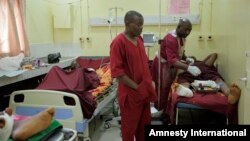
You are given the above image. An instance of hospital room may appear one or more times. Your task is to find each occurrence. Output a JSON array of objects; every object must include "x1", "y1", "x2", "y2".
[{"x1": 0, "y1": 0, "x2": 250, "y2": 141}]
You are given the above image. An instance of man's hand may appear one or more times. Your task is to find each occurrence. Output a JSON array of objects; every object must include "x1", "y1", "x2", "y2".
[{"x1": 187, "y1": 66, "x2": 201, "y2": 76}]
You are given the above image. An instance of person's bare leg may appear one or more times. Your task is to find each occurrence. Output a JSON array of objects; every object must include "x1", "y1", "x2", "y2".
[
  {"x1": 0, "y1": 108, "x2": 14, "y2": 141},
  {"x1": 203, "y1": 53, "x2": 218, "y2": 67},
  {"x1": 12, "y1": 107, "x2": 55, "y2": 141}
]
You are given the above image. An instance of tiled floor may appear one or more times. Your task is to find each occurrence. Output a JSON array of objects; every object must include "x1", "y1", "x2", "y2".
[
  {"x1": 86, "y1": 116, "x2": 162, "y2": 141},
  {"x1": 78, "y1": 103, "x2": 162, "y2": 141},
  {"x1": 78, "y1": 104, "x2": 227, "y2": 141},
  {"x1": 88, "y1": 115, "x2": 122, "y2": 141},
  {"x1": 85, "y1": 115, "x2": 163, "y2": 141}
]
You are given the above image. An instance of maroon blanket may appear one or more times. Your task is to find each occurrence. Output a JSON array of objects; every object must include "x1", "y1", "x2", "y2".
[
  {"x1": 36, "y1": 66, "x2": 100, "y2": 119},
  {"x1": 76, "y1": 57, "x2": 110, "y2": 70},
  {"x1": 167, "y1": 92, "x2": 238, "y2": 125}
]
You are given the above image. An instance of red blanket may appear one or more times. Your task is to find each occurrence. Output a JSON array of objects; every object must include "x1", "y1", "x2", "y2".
[{"x1": 167, "y1": 92, "x2": 238, "y2": 125}]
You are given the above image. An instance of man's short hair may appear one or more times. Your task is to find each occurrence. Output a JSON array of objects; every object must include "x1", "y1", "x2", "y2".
[{"x1": 124, "y1": 10, "x2": 143, "y2": 25}]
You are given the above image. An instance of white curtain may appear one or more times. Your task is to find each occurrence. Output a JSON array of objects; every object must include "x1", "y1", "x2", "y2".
[{"x1": 0, "y1": 0, "x2": 29, "y2": 58}]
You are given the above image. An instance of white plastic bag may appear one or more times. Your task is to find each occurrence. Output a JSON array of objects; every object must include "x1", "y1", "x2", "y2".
[{"x1": 0, "y1": 53, "x2": 24, "y2": 71}]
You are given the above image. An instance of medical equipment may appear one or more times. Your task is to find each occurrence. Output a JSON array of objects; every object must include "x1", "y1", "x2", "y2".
[{"x1": 142, "y1": 32, "x2": 158, "y2": 47}]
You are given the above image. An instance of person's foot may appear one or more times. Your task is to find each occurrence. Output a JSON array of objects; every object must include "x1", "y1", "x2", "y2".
[
  {"x1": 228, "y1": 84, "x2": 241, "y2": 104},
  {"x1": 176, "y1": 84, "x2": 193, "y2": 97},
  {"x1": 12, "y1": 107, "x2": 55, "y2": 141}
]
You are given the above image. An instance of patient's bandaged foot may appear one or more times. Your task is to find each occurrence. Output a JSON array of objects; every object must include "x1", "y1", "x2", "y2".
[
  {"x1": 176, "y1": 84, "x2": 193, "y2": 97},
  {"x1": 0, "y1": 108, "x2": 14, "y2": 141}
]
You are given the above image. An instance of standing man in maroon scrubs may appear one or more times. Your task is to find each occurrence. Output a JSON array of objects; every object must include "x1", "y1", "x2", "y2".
[
  {"x1": 110, "y1": 10, "x2": 157, "y2": 141},
  {"x1": 151, "y1": 18, "x2": 201, "y2": 124}
]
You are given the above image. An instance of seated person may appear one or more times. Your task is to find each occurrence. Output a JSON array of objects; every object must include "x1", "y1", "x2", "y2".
[
  {"x1": 174, "y1": 53, "x2": 241, "y2": 105},
  {"x1": 0, "y1": 107, "x2": 55, "y2": 141}
]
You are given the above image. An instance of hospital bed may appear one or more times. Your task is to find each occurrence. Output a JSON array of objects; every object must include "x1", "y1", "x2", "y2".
[
  {"x1": 8, "y1": 56, "x2": 118, "y2": 141},
  {"x1": 167, "y1": 90, "x2": 238, "y2": 125},
  {"x1": 166, "y1": 54, "x2": 239, "y2": 125}
]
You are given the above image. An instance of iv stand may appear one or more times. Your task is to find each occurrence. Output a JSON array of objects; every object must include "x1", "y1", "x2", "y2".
[
  {"x1": 109, "y1": 7, "x2": 123, "y2": 35},
  {"x1": 157, "y1": 0, "x2": 162, "y2": 110}
]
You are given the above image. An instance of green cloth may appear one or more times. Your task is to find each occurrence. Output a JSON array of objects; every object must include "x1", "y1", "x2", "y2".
[{"x1": 8, "y1": 119, "x2": 63, "y2": 141}]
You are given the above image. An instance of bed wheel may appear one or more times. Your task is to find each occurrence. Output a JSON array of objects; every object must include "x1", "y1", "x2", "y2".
[
  {"x1": 83, "y1": 137, "x2": 91, "y2": 141},
  {"x1": 104, "y1": 122, "x2": 111, "y2": 129}
]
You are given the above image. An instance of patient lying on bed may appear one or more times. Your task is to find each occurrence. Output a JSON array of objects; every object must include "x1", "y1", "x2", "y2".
[
  {"x1": 174, "y1": 53, "x2": 241, "y2": 105},
  {"x1": 69, "y1": 59, "x2": 113, "y2": 97},
  {"x1": 0, "y1": 107, "x2": 55, "y2": 141}
]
